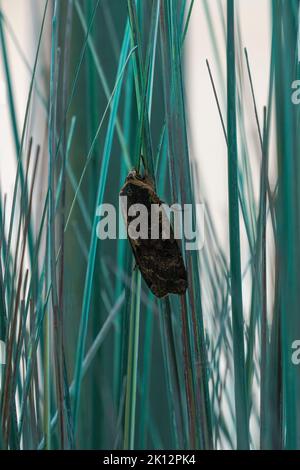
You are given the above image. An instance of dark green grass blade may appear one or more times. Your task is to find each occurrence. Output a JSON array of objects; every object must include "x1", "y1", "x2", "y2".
[{"x1": 226, "y1": 0, "x2": 249, "y2": 449}]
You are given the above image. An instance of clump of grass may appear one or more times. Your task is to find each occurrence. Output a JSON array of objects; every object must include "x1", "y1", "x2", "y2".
[{"x1": 0, "y1": 0, "x2": 299, "y2": 451}]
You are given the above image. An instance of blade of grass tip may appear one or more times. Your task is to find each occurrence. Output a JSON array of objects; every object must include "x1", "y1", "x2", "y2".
[
  {"x1": 206, "y1": 54, "x2": 262, "y2": 291},
  {"x1": 206, "y1": 60, "x2": 265, "y2": 413},
  {"x1": 0, "y1": 12, "x2": 20, "y2": 156},
  {"x1": 123, "y1": 269, "x2": 141, "y2": 450},
  {"x1": 203, "y1": 0, "x2": 226, "y2": 101},
  {"x1": 134, "y1": 54, "x2": 151, "y2": 172},
  {"x1": 244, "y1": 48, "x2": 276, "y2": 233},
  {"x1": 226, "y1": 0, "x2": 249, "y2": 449},
  {"x1": 0, "y1": 10, "x2": 47, "y2": 109},
  {"x1": 206, "y1": 59, "x2": 228, "y2": 145},
  {"x1": 71, "y1": 25, "x2": 131, "y2": 435},
  {"x1": 16, "y1": 1, "x2": 49, "y2": 255},
  {"x1": 234, "y1": 26, "x2": 258, "y2": 246},
  {"x1": 154, "y1": 121, "x2": 167, "y2": 179},
  {"x1": 207, "y1": 65, "x2": 257, "y2": 269},
  {"x1": 2, "y1": 0, "x2": 49, "y2": 300},
  {"x1": 181, "y1": 0, "x2": 195, "y2": 44}
]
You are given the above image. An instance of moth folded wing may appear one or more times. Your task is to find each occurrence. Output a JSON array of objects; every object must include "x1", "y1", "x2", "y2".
[
  {"x1": 156, "y1": 237, "x2": 188, "y2": 295},
  {"x1": 128, "y1": 238, "x2": 170, "y2": 298},
  {"x1": 120, "y1": 174, "x2": 188, "y2": 298},
  {"x1": 137, "y1": 199, "x2": 188, "y2": 298},
  {"x1": 157, "y1": 202, "x2": 188, "y2": 295},
  {"x1": 130, "y1": 237, "x2": 188, "y2": 298}
]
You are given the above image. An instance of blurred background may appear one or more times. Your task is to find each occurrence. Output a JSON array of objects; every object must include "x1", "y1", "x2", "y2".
[{"x1": 0, "y1": 0, "x2": 299, "y2": 451}]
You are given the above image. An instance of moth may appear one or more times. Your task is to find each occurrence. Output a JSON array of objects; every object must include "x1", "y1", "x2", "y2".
[{"x1": 120, "y1": 169, "x2": 188, "y2": 298}]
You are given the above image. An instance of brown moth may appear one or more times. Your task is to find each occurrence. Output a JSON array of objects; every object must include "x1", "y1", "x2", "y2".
[{"x1": 120, "y1": 169, "x2": 188, "y2": 298}]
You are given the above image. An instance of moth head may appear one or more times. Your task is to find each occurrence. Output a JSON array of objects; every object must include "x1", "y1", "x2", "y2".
[
  {"x1": 122, "y1": 169, "x2": 155, "y2": 199},
  {"x1": 126, "y1": 169, "x2": 143, "y2": 182},
  {"x1": 120, "y1": 170, "x2": 139, "y2": 197}
]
